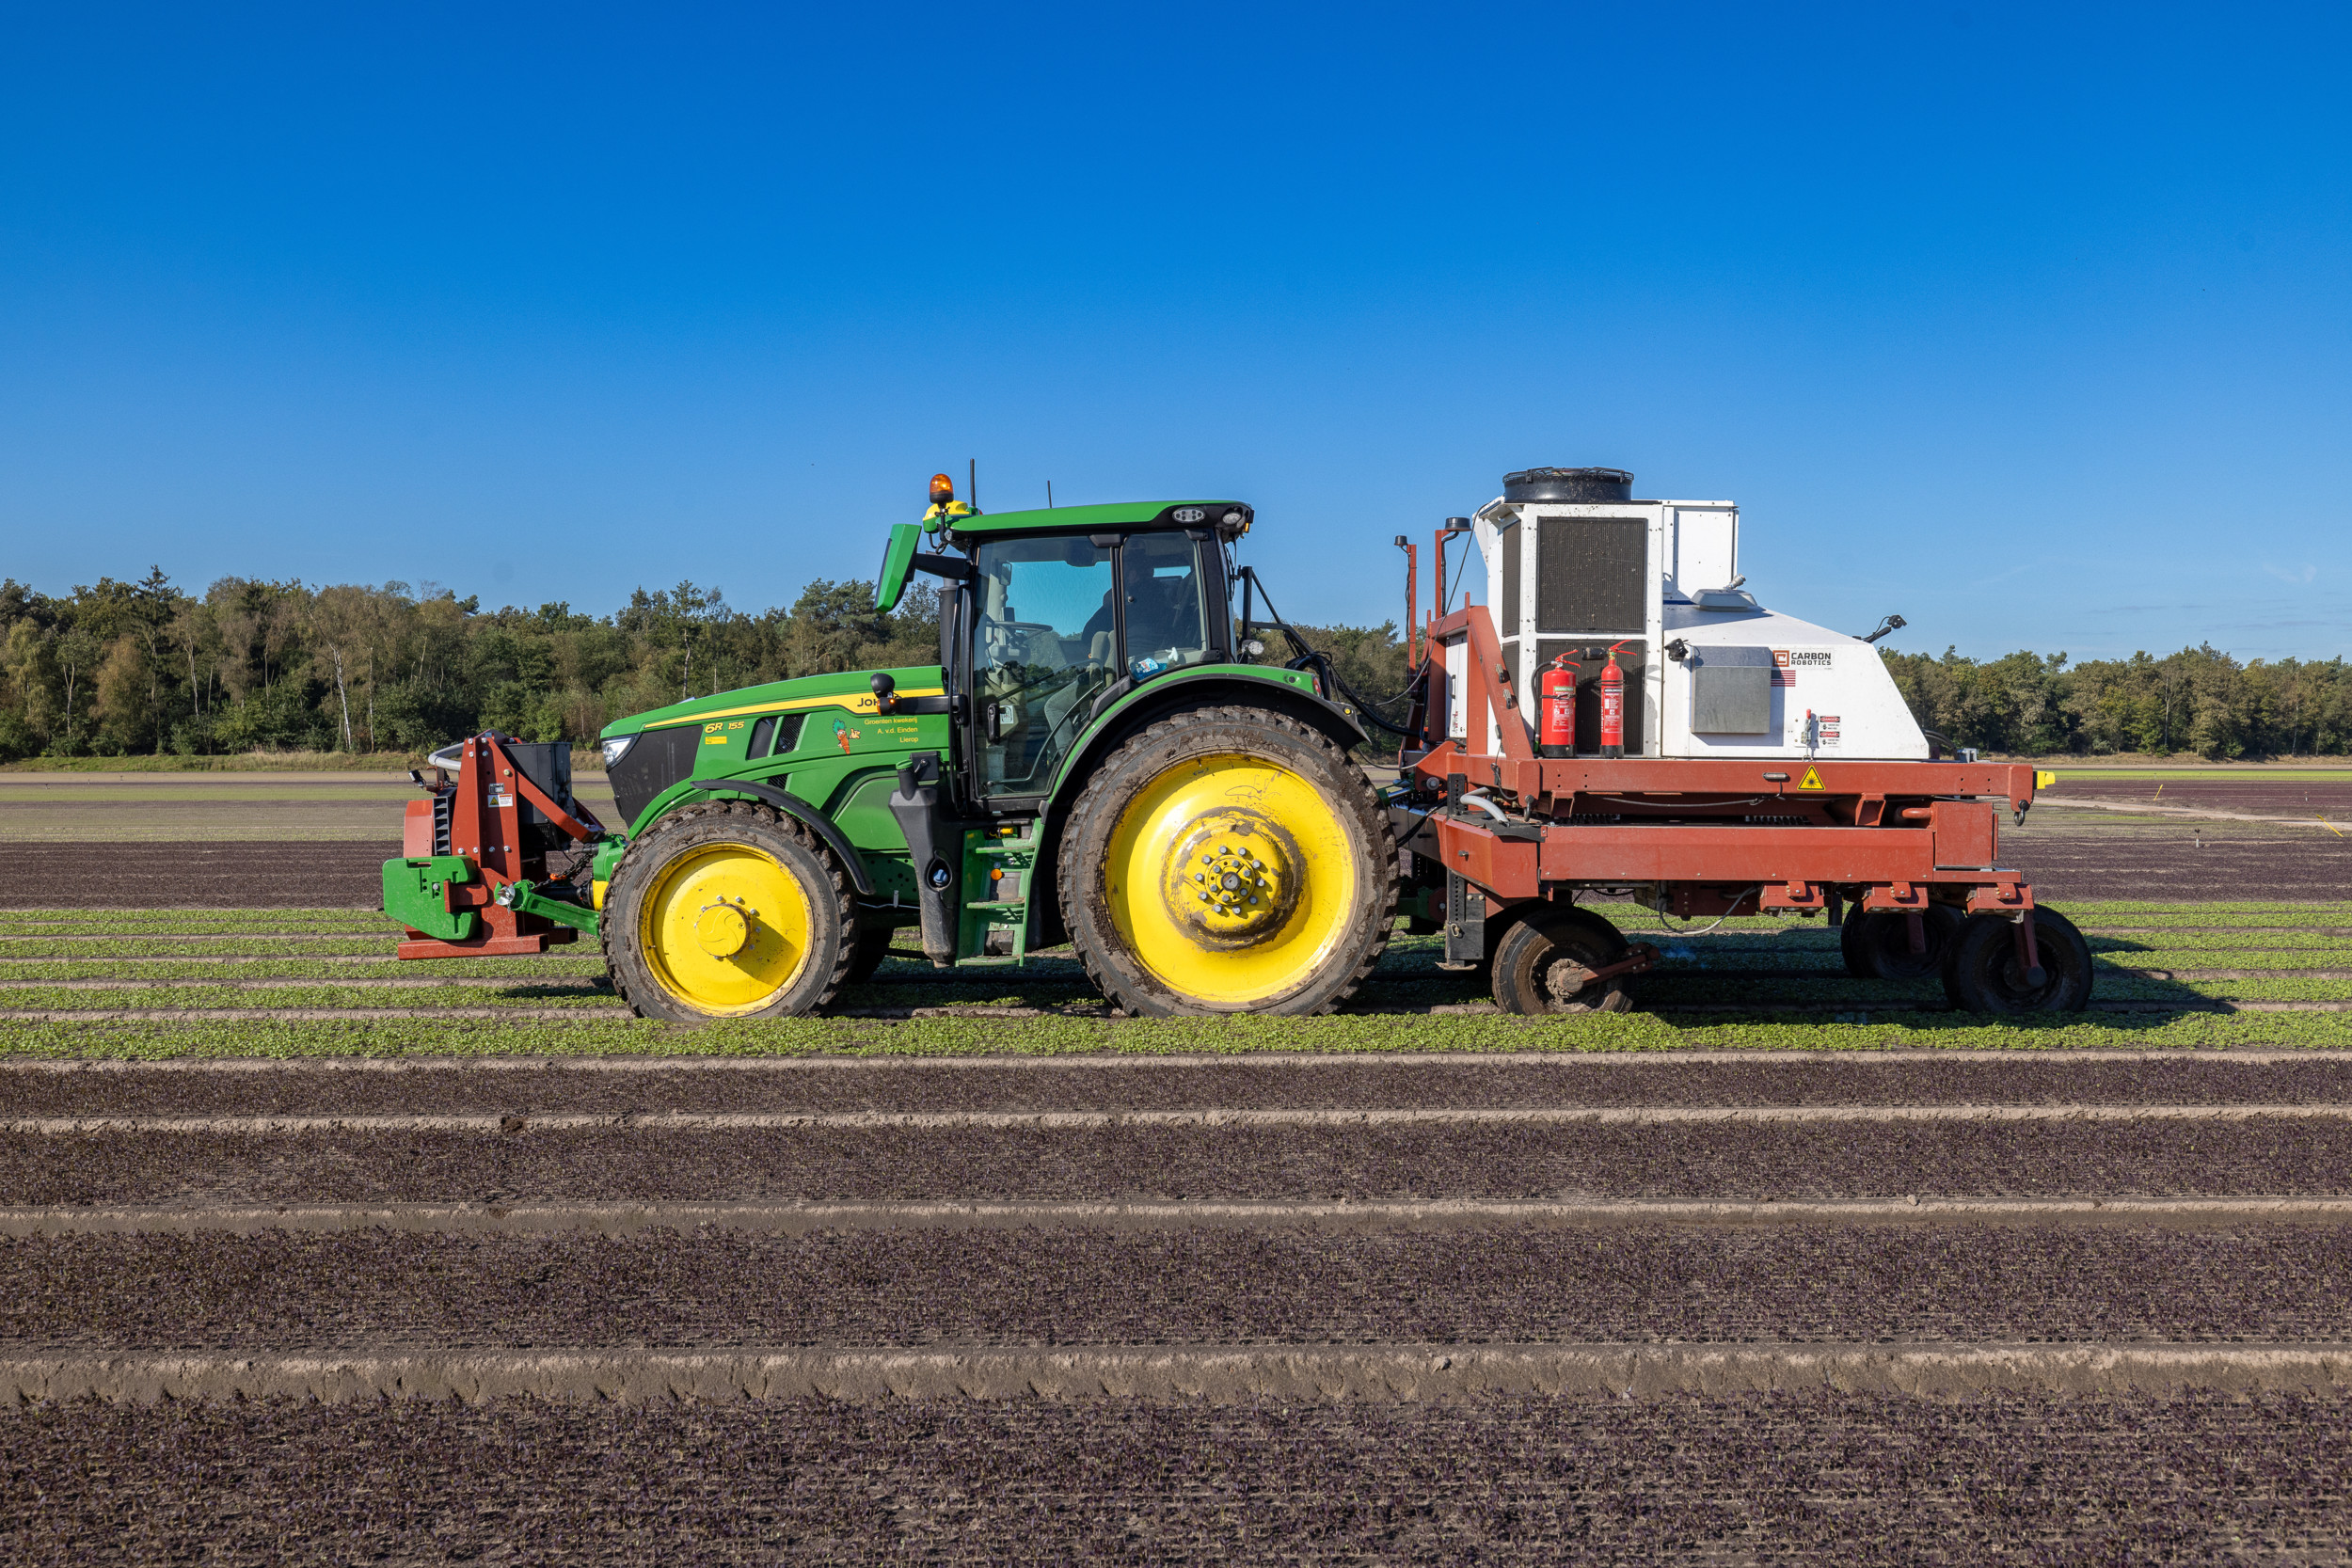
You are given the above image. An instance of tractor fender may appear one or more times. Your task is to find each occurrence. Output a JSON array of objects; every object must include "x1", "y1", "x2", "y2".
[
  {"x1": 1045, "y1": 667, "x2": 1369, "y2": 810},
  {"x1": 683, "y1": 777, "x2": 877, "y2": 897},
  {"x1": 1024, "y1": 669, "x2": 1371, "y2": 951}
]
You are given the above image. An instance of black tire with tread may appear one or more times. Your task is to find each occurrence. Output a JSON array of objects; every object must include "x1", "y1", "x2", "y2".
[
  {"x1": 1940, "y1": 906, "x2": 2094, "y2": 1014},
  {"x1": 1491, "y1": 903, "x2": 1635, "y2": 1015},
  {"x1": 1057, "y1": 703, "x2": 1396, "y2": 1017},
  {"x1": 1840, "y1": 904, "x2": 1963, "y2": 980},
  {"x1": 846, "y1": 924, "x2": 898, "y2": 985},
  {"x1": 601, "y1": 800, "x2": 857, "y2": 1022}
]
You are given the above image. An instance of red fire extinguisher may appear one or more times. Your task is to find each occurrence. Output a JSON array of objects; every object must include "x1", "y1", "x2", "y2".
[
  {"x1": 1539, "y1": 652, "x2": 1577, "y2": 758},
  {"x1": 1599, "y1": 641, "x2": 1629, "y2": 758}
]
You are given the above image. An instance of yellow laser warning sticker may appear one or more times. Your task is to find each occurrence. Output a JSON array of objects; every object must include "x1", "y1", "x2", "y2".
[{"x1": 1798, "y1": 767, "x2": 1825, "y2": 791}]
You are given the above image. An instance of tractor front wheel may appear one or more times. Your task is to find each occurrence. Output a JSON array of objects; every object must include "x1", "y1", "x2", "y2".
[
  {"x1": 601, "y1": 800, "x2": 855, "y2": 1022},
  {"x1": 1058, "y1": 705, "x2": 1395, "y2": 1016}
]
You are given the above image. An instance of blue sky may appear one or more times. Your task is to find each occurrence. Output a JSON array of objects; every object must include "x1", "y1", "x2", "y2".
[{"x1": 2, "y1": 2, "x2": 2346, "y2": 662}]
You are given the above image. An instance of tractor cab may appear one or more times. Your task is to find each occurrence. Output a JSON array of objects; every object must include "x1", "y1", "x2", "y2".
[{"x1": 876, "y1": 494, "x2": 1255, "y2": 814}]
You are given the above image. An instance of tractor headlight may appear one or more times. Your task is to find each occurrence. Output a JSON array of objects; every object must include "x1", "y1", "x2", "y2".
[{"x1": 599, "y1": 735, "x2": 637, "y2": 770}]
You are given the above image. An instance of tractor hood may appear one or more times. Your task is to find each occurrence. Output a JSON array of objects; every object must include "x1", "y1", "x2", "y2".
[
  {"x1": 600, "y1": 665, "x2": 946, "y2": 742},
  {"x1": 597, "y1": 665, "x2": 946, "y2": 834}
]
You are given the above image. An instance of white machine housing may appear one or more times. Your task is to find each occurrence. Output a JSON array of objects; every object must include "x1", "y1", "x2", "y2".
[{"x1": 1450, "y1": 492, "x2": 1927, "y2": 760}]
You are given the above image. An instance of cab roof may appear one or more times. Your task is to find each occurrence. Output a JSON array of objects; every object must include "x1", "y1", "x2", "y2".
[{"x1": 945, "y1": 499, "x2": 1251, "y2": 540}]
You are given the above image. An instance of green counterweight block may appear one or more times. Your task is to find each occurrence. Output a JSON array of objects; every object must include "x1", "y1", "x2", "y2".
[{"x1": 382, "y1": 855, "x2": 479, "y2": 942}]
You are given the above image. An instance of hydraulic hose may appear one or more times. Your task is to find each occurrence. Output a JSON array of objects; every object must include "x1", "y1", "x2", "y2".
[{"x1": 1241, "y1": 567, "x2": 1425, "y2": 736}]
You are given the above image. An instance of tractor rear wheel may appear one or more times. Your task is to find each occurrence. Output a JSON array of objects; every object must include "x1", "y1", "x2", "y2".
[
  {"x1": 1941, "y1": 906, "x2": 2093, "y2": 1014},
  {"x1": 1840, "y1": 904, "x2": 1963, "y2": 980},
  {"x1": 601, "y1": 800, "x2": 855, "y2": 1022},
  {"x1": 1491, "y1": 904, "x2": 1636, "y2": 1015},
  {"x1": 1058, "y1": 705, "x2": 1395, "y2": 1016}
]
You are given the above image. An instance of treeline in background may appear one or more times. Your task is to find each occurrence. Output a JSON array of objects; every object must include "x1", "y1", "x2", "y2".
[
  {"x1": 0, "y1": 570, "x2": 1416, "y2": 764},
  {"x1": 0, "y1": 570, "x2": 2344, "y2": 761}
]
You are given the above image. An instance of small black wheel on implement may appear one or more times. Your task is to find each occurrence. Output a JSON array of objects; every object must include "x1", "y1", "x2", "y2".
[
  {"x1": 1841, "y1": 904, "x2": 1963, "y2": 980},
  {"x1": 845, "y1": 923, "x2": 899, "y2": 985},
  {"x1": 1057, "y1": 703, "x2": 1396, "y2": 1016},
  {"x1": 1491, "y1": 904, "x2": 1636, "y2": 1015},
  {"x1": 1941, "y1": 906, "x2": 2094, "y2": 1014},
  {"x1": 601, "y1": 799, "x2": 856, "y2": 1022}
]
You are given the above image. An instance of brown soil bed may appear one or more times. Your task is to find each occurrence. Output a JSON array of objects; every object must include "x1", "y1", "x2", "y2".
[
  {"x1": 8, "y1": 1224, "x2": 2352, "y2": 1350},
  {"x1": 6, "y1": 1393, "x2": 2345, "y2": 1563},
  {"x1": 11, "y1": 1118, "x2": 2352, "y2": 1206},
  {"x1": 0, "y1": 843, "x2": 396, "y2": 909},
  {"x1": 2042, "y1": 776, "x2": 2352, "y2": 816},
  {"x1": 1999, "y1": 821, "x2": 2352, "y2": 901},
  {"x1": 10, "y1": 1055, "x2": 2352, "y2": 1119}
]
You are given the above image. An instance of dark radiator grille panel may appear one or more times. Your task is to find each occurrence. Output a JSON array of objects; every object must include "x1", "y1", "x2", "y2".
[
  {"x1": 609, "y1": 725, "x2": 702, "y2": 830},
  {"x1": 1498, "y1": 521, "x2": 1521, "y2": 636},
  {"x1": 1536, "y1": 517, "x2": 1645, "y2": 633}
]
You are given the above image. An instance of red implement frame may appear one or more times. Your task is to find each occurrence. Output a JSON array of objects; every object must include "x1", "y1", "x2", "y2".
[
  {"x1": 1406, "y1": 605, "x2": 2040, "y2": 926},
  {"x1": 396, "y1": 733, "x2": 604, "y2": 959}
]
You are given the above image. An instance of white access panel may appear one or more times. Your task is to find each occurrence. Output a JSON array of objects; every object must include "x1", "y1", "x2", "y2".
[
  {"x1": 1665, "y1": 503, "x2": 1739, "y2": 596},
  {"x1": 1445, "y1": 635, "x2": 1467, "y2": 742}
]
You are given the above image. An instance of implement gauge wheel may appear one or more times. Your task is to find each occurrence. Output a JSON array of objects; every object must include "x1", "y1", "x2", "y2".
[
  {"x1": 601, "y1": 800, "x2": 855, "y2": 1022},
  {"x1": 1491, "y1": 904, "x2": 1636, "y2": 1015},
  {"x1": 1058, "y1": 704, "x2": 1396, "y2": 1016},
  {"x1": 1941, "y1": 906, "x2": 2094, "y2": 1014},
  {"x1": 846, "y1": 923, "x2": 898, "y2": 985},
  {"x1": 1840, "y1": 904, "x2": 1963, "y2": 980}
]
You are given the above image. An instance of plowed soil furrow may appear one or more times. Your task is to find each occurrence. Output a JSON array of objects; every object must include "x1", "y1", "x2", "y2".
[
  {"x1": 10, "y1": 1117, "x2": 2352, "y2": 1204},
  {"x1": 8, "y1": 1053, "x2": 2350, "y2": 1117},
  {"x1": 7, "y1": 1225, "x2": 2351, "y2": 1351},
  {"x1": 15, "y1": 1195, "x2": 2352, "y2": 1239},
  {"x1": 1995, "y1": 825, "x2": 2352, "y2": 901},
  {"x1": 0, "y1": 843, "x2": 394, "y2": 908},
  {"x1": 6, "y1": 1393, "x2": 2345, "y2": 1565}
]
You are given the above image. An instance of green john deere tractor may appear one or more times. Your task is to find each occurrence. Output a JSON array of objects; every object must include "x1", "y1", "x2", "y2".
[{"x1": 385, "y1": 481, "x2": 1399, "y2": 1020}]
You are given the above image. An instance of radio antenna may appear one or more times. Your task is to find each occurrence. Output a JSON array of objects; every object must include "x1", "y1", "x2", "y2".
[{"x1": 968, "y1": 459, "x2": 977, "y2": 514}]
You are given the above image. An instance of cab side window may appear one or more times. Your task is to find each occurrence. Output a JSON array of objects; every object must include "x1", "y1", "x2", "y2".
[{"x1": 1120, "y1": 532, "x2": 1206, "y2": 676}]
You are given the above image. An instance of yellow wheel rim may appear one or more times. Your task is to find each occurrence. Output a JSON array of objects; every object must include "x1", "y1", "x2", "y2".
[
  {"x1": 1103, "y1": 752, "x2": 1359, "y2": 1008},
  {"x1": 638, "y1": 841, "x2": 815, "y2": 1015}
]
